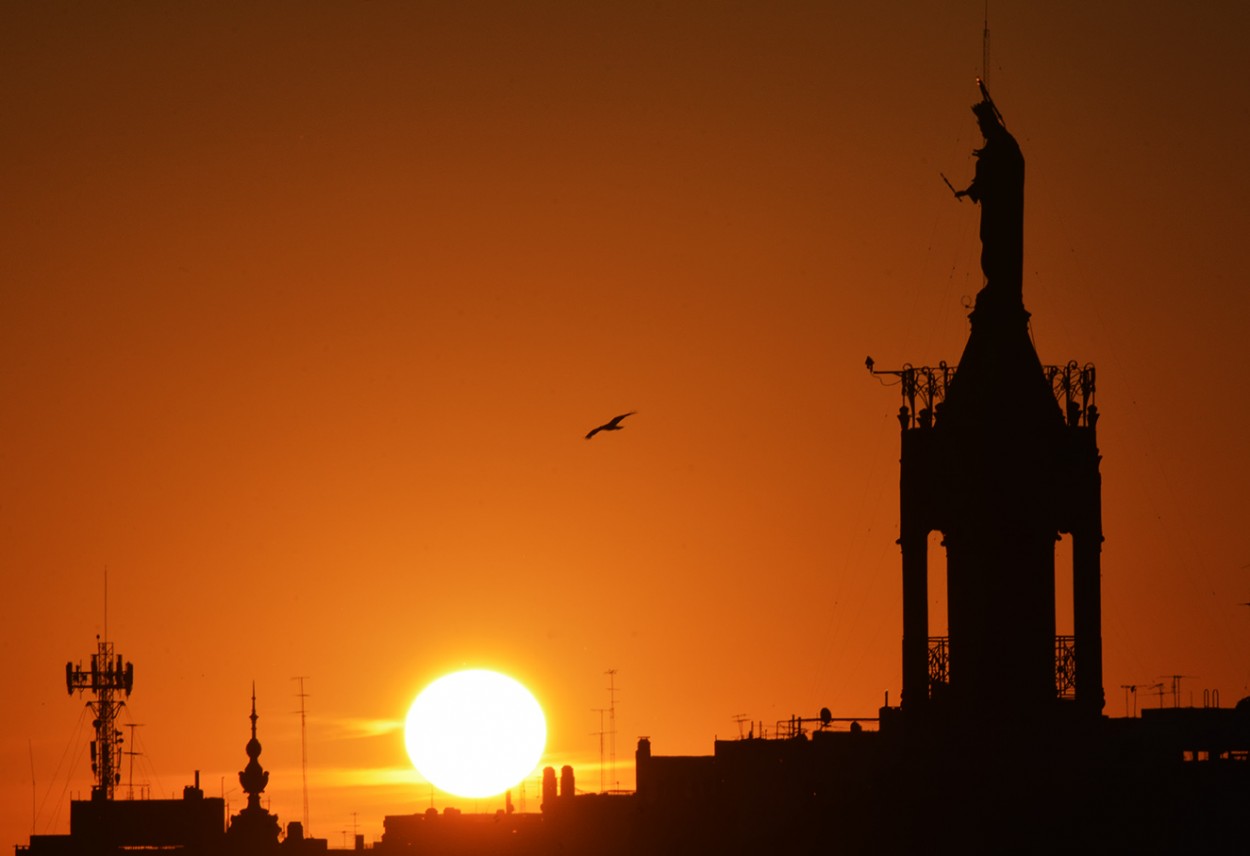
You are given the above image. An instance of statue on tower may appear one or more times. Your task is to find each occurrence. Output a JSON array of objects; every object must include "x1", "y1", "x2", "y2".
[{"x1": 954, "y1": 81, "x2": 1025, "y2": 311}]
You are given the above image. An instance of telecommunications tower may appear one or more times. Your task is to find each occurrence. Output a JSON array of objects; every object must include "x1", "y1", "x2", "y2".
[{"x1": 66, "y1": 636, "x2": 135, "y2": 801}]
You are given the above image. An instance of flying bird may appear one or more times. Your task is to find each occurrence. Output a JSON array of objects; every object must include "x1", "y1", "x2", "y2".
[{"x1": 585, "y1": 411, "x2": 637, "y2": 439}]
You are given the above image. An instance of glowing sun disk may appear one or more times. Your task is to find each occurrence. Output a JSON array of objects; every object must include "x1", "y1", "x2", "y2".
[{"x1": 404, "y1": 669, "x2": 546, "y2": 799}]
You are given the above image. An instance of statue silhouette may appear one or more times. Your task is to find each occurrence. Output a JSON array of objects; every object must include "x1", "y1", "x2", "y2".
[{"x1": 955, "y1": 84, "x2": 1024, "y2": 310}]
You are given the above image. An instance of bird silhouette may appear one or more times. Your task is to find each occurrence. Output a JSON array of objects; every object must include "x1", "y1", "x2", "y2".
[{"x1": 585, "y1": 411, "x2": 637, "y2": 439}]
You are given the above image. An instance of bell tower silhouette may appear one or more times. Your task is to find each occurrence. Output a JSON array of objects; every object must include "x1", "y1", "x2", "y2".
[{"x1": 886, "y1": 85, "x2": 1104, "y2": 725}]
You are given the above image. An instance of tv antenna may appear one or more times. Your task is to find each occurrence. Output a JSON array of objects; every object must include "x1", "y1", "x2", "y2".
[
  {"x1": 732, "y1": 713, "x2": 750, "y2": 740},
  {"x1": 590, "y1": 708, "x2": 608, "y2": 793},
  {"x1": 123, "y1": 722, "x2": 144, "y2": 799},
  {"x1": 1161, "y1": 674, "x2": 1194, "y2": 708},
  {"x1": 1142, "y1": 681, "x2": 1165, "y2": 709},
  {"x1": 293, "y1": 676, "x2": 311, "y2": 833},
  {"x1": 28, "y1": 740, "x2": 35, "y2": 834},
  {"x1": 604, "y1": 669, "x2": 619, "y2": 791},
  {"x1": 1119, "y1": 685, "x2": 1139, "y2": 718}
]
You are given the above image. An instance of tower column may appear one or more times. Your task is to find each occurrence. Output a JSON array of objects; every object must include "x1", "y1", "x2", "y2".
[
  {"x1": 900, "y1": 531, "x2": 929, "y2": 711},
  {"x1": 1072, "y1": 526, "x2": 1104, "y2": 714},
  {"x1": 899, "y1": 419, "x2": 933, "y2": 713}
]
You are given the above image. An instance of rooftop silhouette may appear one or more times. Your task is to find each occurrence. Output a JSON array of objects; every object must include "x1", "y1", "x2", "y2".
[{"x1": 16, "y1": 81, "x2": 1250, "y2": 856}]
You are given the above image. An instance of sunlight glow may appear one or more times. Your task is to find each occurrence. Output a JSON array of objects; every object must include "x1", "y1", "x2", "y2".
[{"x1": 404, "y1": 669, "x2": 546, "y2": 799}]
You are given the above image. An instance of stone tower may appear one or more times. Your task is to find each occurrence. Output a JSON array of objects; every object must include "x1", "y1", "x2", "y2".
[{"x1": 891, "y1": 86, "x2": 1104, "y2": 725}]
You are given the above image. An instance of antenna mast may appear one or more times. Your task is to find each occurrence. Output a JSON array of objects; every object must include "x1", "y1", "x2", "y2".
[
  {"x1": 66, "y1": 634, "x2": 134, "y2": 800},
  {"x1": 293, "y1": 676, "x2": 311, "y2": 834},
  {"x1": 123, "y1": 723, "x2": 144, "y2": 799},
  {"x1": 590, "y1": 708, "x2": 608, "y2": 793},
  {"x1": 604, "y1": 669, "x2": 618, "y2": 791},
  {"x1": 981, "y1": 2, "x2": 991, "y2": 87}
]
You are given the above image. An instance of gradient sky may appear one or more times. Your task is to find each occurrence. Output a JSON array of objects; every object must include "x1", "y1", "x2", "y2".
[{"x1": 4, "y1": 1, "x2": 1250, "y2": 847}]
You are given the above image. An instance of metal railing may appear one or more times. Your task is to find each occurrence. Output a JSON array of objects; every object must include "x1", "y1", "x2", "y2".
[
  {"x1": 871, "y1": 360, "x2": 1097, "y2": 430},
  {"x1": 926, "y1": 634, "x2": 1079, "y2": 699}
]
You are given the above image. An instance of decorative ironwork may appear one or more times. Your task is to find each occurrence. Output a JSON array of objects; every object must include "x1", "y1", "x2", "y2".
[
  {"x1": 870, "y1": 360, "x2": 1097, "y2": 430},
  {"x1": 927, "y1": 634, "x2": 1079, "y2": 698},
  {"x1": 872, "y1": 363, "x2": 957, "y2": 430},
  {"x1": 1055, "y1": 635, "x2": 1077, "y2": 698},
  {"x1": 1044, "y1": 361, "x2": 1098, "y2": 428},
  {"x1": 927, "y1": 636, "x2": 949, "y2": 699}
]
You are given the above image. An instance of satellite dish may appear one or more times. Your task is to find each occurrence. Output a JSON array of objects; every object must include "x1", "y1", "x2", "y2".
[{"x1": 819, "y1": 707, "x2": 832, "y2": 727}]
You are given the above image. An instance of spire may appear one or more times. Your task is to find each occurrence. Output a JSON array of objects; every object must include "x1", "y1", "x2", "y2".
[
  {"x1": 239, "y1": 683, "x2": 269, "y2": 809},
  {"x1": 229, "y1": 684, "x2": 280, "y2": 848}
]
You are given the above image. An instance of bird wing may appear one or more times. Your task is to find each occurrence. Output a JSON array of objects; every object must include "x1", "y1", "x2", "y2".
[
  {"x1": 606, "y1": 411, "x2": 637, "y2": 428},
  {"x1": 585, "y1": 411, "x2": 637, "y2": 439}
]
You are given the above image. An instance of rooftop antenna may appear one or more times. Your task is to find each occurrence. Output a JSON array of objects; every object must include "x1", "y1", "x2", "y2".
[
  {"x1": 293, "y1": 676, "x2": 311, "y2": 834},
  {"x1": 123, "y1": 723, "x2": 143, "y2": 799},
  {"x1": 1143, "y1": 681, "x2": 1165, "y2": 708},
  {"x1": 28, "y1": 740, "x2": 36, "y2": 834},
  {"x1": 66, "y1": 620, "x2": 134, "y2": 799},
  {"x1": 732, "y1": 713, "x2": 750, "y2": 740},
  {"x1": 1119, "y1": 685, "x2": 1139, "y2": 718},
  {"x1": 590, "y1": 708, "x2": 608, "y2": 793},
  {"x1": 604, "y1": 669, "x2": 618, "y2": 791},
  {"x1": 1161, "y1": 675, "x2": 1194, "y2": 708}
]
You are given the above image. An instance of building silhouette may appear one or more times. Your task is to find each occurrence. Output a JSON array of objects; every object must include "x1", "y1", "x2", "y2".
[
  {"x1": 379, "y1": 82, "x2": 1250, "y2": 854},
  {"x1": 16, "y1": 84, "x2": 1250, "y2": 856},
  {"x1": 19, "y1": 673, "x2": 333, "y2": 856}
]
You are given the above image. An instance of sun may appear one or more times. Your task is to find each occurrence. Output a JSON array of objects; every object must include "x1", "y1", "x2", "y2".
[{"x1": 404, "y1": 669, "x2": 546, "y2": 799}]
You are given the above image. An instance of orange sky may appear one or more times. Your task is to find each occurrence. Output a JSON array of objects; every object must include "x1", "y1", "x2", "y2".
[{"x1": 4, "y1": 1, "x2": 1250, "y2": 847}]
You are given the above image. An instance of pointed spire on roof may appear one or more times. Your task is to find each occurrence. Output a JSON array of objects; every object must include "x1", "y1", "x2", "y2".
[
  {"x1": 239, "y1": 683, "x2": 269, "y2": 810},
  {"x1": 229, "y1": 684, "x2": 281, "y2": 847}
]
